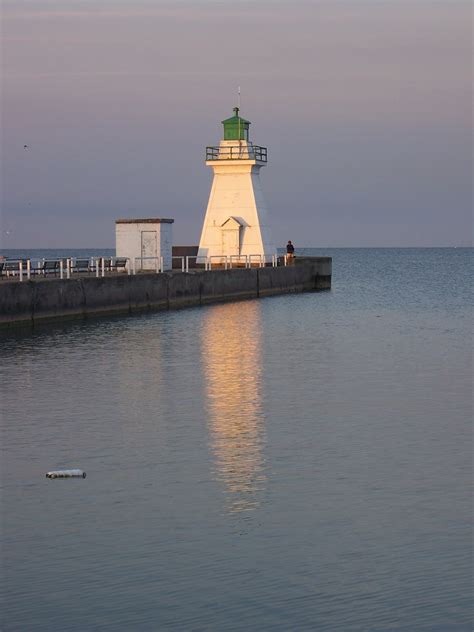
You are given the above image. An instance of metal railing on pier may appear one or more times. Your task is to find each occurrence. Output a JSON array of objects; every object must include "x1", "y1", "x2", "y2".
[{"x1": 0, "y1": 253, "x2": 288, "y2": 282}]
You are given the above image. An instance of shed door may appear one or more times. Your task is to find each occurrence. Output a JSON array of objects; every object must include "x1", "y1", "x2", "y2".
[{"x1": 141, "y1": 231, "x2": 157, "y2": 269}]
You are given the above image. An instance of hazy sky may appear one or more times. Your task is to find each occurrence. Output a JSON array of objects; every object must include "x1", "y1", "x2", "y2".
[{"x1": 1, "y1": 0, "x2": 471, "y2": 247}]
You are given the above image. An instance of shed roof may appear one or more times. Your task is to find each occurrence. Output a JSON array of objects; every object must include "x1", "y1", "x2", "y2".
[{"x1": 115, "y1": 218, "x2": 174, "y2": 224}]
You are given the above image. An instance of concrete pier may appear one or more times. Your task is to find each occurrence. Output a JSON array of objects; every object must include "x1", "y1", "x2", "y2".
[{"x1": 0, "y1": 257, "x2": 331, "y2": 328}]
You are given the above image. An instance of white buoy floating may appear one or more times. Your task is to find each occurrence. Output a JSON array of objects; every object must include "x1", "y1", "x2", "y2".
[{"x1": 46, "y1": 469, "x2": 86, "y2": 479}]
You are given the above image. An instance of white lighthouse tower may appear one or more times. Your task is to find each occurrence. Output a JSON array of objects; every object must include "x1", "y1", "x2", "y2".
[{"x1": 197, "y1": 107, "x2": 276, "y2": 264}]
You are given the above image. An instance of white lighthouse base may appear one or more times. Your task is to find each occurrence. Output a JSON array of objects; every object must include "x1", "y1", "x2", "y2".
[{"x1": 198, "y1": 141, "x2": 276, "y2": 264}]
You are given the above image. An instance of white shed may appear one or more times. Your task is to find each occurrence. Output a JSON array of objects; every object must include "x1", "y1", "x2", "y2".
[{"x1": 115, "y1": 218, "x2": 174, "y2": 271}]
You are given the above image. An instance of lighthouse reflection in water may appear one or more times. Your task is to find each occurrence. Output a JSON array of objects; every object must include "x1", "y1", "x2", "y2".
[{"x1": 201, "y1": 301, "x2": 267, "y2": 514}]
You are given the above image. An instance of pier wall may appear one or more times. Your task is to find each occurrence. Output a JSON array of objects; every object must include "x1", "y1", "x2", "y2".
[{"x1": 0, "y1": 257, "x2": 331, "y2": 328}]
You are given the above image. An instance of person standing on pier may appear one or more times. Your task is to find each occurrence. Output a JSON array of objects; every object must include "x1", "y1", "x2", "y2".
[{"x1": 286, "y1": 240, "x2": 295, "y2": 263}]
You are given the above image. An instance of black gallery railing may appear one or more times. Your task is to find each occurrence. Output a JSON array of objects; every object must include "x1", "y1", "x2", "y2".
[{"x1": 206, "y1": 145, "x2": 268, "y2": 162}]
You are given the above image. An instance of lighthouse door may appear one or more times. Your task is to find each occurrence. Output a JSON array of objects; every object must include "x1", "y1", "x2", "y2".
[
  {"x1": 141, "y1": 231, "x2": 157, "y2": 269},
  {"x1": 222, "y1": 228, "x2": 239, "y2": 258}
]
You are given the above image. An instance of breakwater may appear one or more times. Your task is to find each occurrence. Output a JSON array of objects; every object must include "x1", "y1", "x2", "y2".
[{"x1": 0, "y1": 257, "x2": 331, "y2": 328}]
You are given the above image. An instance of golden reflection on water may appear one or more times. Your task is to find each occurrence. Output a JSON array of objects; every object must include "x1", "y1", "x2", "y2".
[{"x1": 201, "y1": 301, "x2": 266, "y2": 514}]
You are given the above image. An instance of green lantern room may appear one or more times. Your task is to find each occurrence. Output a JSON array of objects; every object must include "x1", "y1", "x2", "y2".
[{"x1": 222, "y1": 107, "x2": 250, "y2": 141}]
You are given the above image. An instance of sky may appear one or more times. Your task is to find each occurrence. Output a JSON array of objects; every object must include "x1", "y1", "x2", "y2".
[{"x1": 1, "y1": 0, "x2": 472, "y2": 248}]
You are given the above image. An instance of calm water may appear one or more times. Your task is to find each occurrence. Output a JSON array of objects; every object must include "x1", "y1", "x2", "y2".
[{"x1": 1, "y1": 248, "x2": 472, "y2": 631}]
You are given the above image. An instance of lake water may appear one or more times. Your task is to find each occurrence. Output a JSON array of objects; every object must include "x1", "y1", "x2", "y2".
[{"x1": 1, "y1": 248, "x2": 472, "y2": 631}]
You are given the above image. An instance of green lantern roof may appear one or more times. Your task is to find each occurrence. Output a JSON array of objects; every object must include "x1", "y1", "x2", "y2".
[{"x1": 221, "y1": 107, "x2": 250, "y2": 141}]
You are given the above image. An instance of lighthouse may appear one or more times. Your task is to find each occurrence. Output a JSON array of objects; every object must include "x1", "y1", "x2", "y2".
[{"x1": 197, "y1": 108, "x2": 276, "y2": 264}]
